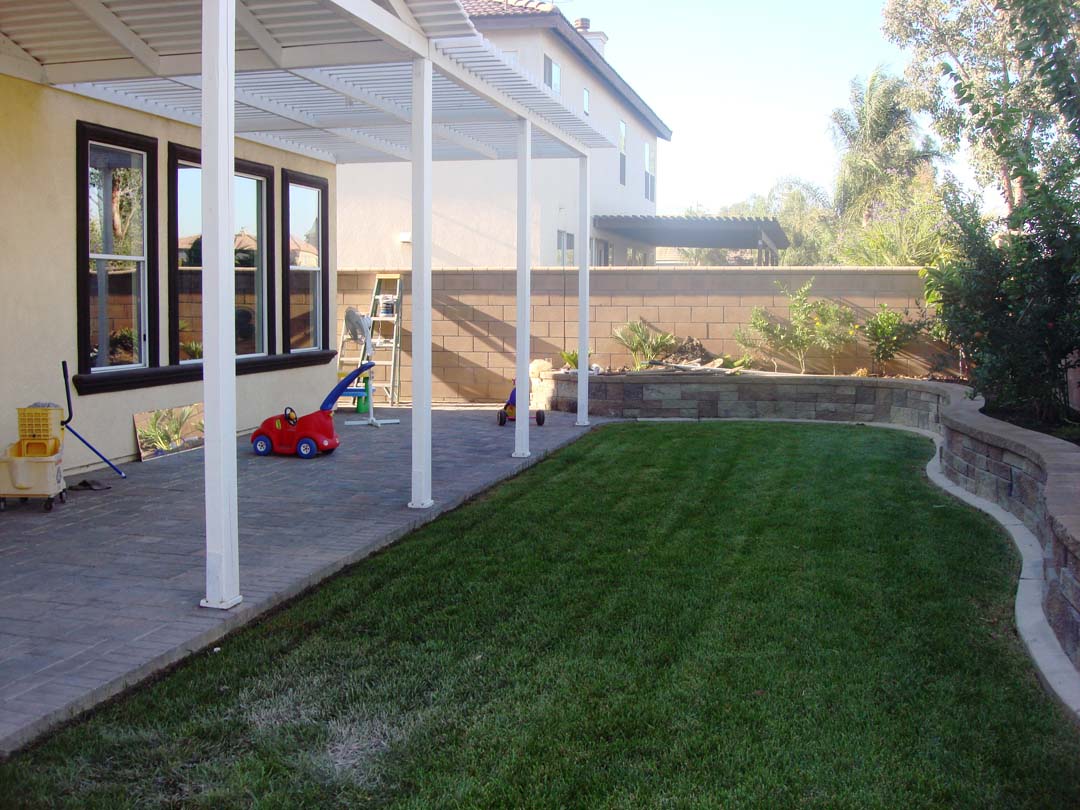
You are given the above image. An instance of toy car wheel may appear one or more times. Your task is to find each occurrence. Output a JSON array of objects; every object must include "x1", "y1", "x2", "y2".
[
  {"x1": 43, "y1": 498, "x2": 54, "y2": 512},
  {"x1": 535, "y1": 410, "x2": 545, "y2": 426},
  {"x1": 497, "y1": 409, "x2": 508, "y2": 426},
  {"x1": 296, "y1": 438, "x2": 318, "y2": 459},
  {"x1": 252, "y1": 434, "x2": 273, "y2": 456},
  {"x1": 58, "y1": 490, "x2": 67, "y2": 504}
]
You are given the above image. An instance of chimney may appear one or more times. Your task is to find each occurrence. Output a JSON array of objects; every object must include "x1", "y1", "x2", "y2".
[{"x1": 574, "y1": 17, "x2": 609, "y2": 56}]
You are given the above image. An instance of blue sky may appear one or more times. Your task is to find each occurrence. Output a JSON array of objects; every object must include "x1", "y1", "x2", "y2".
[{"x1": 564, "y1": 0, "x2": 959, "y2": 214}]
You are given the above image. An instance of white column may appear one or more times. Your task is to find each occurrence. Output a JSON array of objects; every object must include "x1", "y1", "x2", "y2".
[
  {"x1": 513, "y1": 118, "x2": 532, "y2": 459},
  {"x1": 576, "y1": 155, "x2": 591, "y2": 426},
  {"x1": 409, "y1": 56, "x2": 434, "y2": 509},
  {"x1": 200, "y1": 0, "x2": 241, "y2": 610}
]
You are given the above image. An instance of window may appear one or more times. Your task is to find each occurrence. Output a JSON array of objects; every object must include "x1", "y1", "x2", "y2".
[
  {"x1": 591, "y1": 238, "x2": 611, "y2": 267},
  {"x1": 544, "y1": 55, "x2": 561, "y2": 95},
  {"x1": 626, "y1": 247, "x2": 648, "y2": 266},
  {"x1": 76, "y1": 123, "x2": 158, "y2": 375},
  {"x1": 583, "y1": 87, "x2": 590, "y2": 116},
  {"x1": 618, "y1": 121, "x2": 627, "y2": 186},
  {"x1": 168, "y1": 144, "x2": 275, "y2": 364},
  {"x1": 645, "y1": 142, "x2": 657, "y2": 202},
  {"x1": 282, "y1": 170, "x2": 329, "y2": 352},
  {"x1": 557, "y1": 230, "x2": 575, "y2": 267}
]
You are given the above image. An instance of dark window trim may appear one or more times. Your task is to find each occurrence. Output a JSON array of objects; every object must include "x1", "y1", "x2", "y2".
[
  {"x1": 167, "y1": 143, "x2": 277, "y2": 365},
  {"x1": 281, "y1": 168, "x2": 331, "y2": 353},
  {"x1": 76, "y1": 121, "x2": 160, "y2": 376},
  {"x1": 72, "y1": 350, "x2": 337, "y2": 395}
]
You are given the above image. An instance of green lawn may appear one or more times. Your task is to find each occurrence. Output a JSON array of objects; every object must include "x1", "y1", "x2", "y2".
[{"x1": 4, "y1": 422, "x2": 1080, "y2": 809}]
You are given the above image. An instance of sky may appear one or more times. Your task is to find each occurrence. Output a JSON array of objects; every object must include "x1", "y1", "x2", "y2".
[{"x1": 560, "y1": 0, "x2": 980, "y2": 214}]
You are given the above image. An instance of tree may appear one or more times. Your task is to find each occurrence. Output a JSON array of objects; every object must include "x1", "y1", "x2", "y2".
[
  {"x1": 830, "y1": 67, "x2": 937, "y2": 226},
  {"x1": 882, "y1": 0, "x2": 1072, "y2": 214},
  {"x1": 838, "y1": 167, "x2": 960, "y2": 267},
  {"x1": 812, "y1": 300, "x2": 860, "y2": 375}
]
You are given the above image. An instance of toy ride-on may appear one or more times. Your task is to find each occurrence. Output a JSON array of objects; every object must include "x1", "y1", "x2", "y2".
[
  {"x1": 251, "y1": 362, "x2": 375, "y2": 458},
  {"x1": 497, "y1": 382, "x2": 545, "y2": 427}
]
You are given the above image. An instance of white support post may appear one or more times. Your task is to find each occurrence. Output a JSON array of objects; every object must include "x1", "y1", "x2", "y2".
[
  {"x1": 200, "y1": 0, "x2": 242, "y2": 610},
  {"x1": 409, "y1": 56, "x2": 434, "y2": 509},
  {"x1": 576, "y1": 155, "x2": 591, "y2": 426},
  {"x1": 513, "y1": 118, "x2": 532, "y2": 459}
]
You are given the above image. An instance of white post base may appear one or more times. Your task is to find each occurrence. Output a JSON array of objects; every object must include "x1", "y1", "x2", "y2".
[
  {"x1": 512, "y1": 451, "x2": 532, "y2": 459},
  {"x1": 200, "y1": 595, "x2": 243, "y2": 611},
  {"x1": 408, "y1": 499, "x2": 435, "y2": 509},
  {"x1": 576, "y1": 421, "x2": 590, "y2": 427}
]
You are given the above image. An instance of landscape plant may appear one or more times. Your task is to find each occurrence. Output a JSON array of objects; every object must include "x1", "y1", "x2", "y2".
[
  {"x1": 612, "y1": 319, "x2": 677, "y2": 370},
  {"x1": 812, "y1": 299, "x2": 860, "y2": 374},
  {"x1": 734, "y1": 280, "x2": 818, "y2": 373},
  {"x1": 863, "y1": 303, "x2": 924, "y2": 374}
]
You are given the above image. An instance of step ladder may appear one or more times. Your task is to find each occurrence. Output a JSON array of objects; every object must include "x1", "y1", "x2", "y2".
[
  {"x1": 367, "y1": 274, "x2": 403, "y2": 406},
  {"x1": 337, "y1": 308, "x2": 399, "y2": 427}
]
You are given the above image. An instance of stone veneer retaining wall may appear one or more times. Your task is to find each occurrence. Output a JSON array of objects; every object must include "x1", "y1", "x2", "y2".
[{"x1": 548, "y1": 371, "x2": 1080, "y2": 671}]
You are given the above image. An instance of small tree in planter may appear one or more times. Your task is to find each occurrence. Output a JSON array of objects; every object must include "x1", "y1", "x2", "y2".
[
  {"x1": 812, "y1": 300, "x2": 860, "y2": 375},
  {"x1": 612, "y1": 320, "x2": 677, "y2": 370},
  {"x1": 734, "y1": 280, "x2": 818, "y2": 373},
  {"x1": 863, "y1": 304, "x2": 923, "y2": 374}
]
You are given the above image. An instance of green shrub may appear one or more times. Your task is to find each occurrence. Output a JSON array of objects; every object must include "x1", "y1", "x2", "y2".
[
  {"x1": 863, "y1": 304, "x2": 922, "y2": 374},
  {"x1": 612, "y1": 320, "x2": 677, "y2": 370},
  {"x1": 812, "y1": 299, "x2": 860, "y2": 375}
]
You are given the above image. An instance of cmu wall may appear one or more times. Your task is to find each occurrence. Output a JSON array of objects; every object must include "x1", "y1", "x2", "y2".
[
  {"x1": 337, "y1": 266, "x2": 943, "y2": 403},
  {"x1": 549, "y1": 372, "x2": 1080, "y2": 671}
]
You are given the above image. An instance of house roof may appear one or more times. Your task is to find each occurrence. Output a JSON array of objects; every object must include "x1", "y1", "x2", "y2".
[
  {"x1": 463, "y1": 1, "x2": 673, "y2": 141},
  {"x1": 594, "y1": 216, "x2": 790, "y2": 250},
  {"x1": 461, "y1": 0, "x2": 555, "y2": 16}
]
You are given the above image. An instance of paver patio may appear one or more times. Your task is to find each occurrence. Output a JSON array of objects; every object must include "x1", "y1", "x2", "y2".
[{"x1": 0, "y1": 407, "x2": 593, "y2": 756}]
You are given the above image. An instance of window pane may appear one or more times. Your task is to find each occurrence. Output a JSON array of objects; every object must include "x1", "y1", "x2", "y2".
[
  {"x1": 288, "y1": 269, "x2": 318, "y2": 350},
  {"x1": 88, "y1": 259, "x2": 143, "y2": 368},
  {"x1": 176, "y1": 166, "x2": 266, "y2": 358},
  {"x1": 89, "y1": 144, "x2": 145, "y2": 258},
  {"x1": 289, "y1": 185, "x2": 321, "y2": 269}
]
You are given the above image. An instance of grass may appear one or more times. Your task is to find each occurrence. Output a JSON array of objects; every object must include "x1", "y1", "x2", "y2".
[{"x1": 4, "y1": 422, "x2": 1080, "y2": 809}]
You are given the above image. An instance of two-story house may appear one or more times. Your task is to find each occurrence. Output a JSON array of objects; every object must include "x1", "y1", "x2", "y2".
[{"x1": 337, "y1": 0, "x2": 673, "y2": 270}]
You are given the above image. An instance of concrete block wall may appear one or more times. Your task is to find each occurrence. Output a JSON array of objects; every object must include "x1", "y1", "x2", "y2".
[{"x1": 338, "y1": 266, "x2": 945, "y2": 403}]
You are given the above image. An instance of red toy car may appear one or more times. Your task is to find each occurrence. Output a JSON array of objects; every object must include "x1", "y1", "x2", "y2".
[{"x1": 251, "y1": 362, "x2": 374, "y2": 458}]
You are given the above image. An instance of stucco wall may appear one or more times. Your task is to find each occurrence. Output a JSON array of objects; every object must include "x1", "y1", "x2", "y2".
[
  {"x1": 336, "y1": 265, "x2": 942, "y2": 404},
  {"x1": 0, "y1": 75, "x2": 338, "y2": 471}
]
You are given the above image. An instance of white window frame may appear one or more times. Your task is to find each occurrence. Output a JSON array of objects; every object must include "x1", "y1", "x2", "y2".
[
  {"x1": 619, "y1": 121, "x2": 627, "y2": 186},
  {"x1": 544, "y1": 55, "x2": 561, "y2": 95}
]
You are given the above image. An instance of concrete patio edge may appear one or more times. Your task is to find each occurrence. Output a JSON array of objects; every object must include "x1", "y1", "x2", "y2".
[{"x1": 0, "y1": 422, "x2": 600, "y2": 758}]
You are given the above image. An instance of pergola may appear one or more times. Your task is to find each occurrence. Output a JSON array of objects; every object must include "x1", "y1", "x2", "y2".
[
  {"x1": 595, "y1": 215, "x2": 791, "y2": 266},
  {"x1": 0, "y1": 0, "x2": 605, "y2": 609}
]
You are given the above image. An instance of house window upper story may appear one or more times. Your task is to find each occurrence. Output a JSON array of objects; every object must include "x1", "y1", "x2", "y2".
[
  {"x1": 645, "y1": 142, "x2": 657, "y2": 203},
  {"x1": 543, "y1": 55, "x2": 561, "y2": 95},
  {"x1": 168, "y1": 143, "x2": 275, "y2": 365},
  {"x1": 557, "y1": 230, "x2": 575, "y2": 267},
  {"x1": 583, "y1": 87, "x2": 590, "y2": 116},
  {"x1": 77, "y1": 122, "x2": 159, "y2": 376},
  {"x1": 618, "y1": 121, "x2": 627, "y2": 186},
  {"x1": 282, "y1": 170, "x2": 330, "y2": 353}
]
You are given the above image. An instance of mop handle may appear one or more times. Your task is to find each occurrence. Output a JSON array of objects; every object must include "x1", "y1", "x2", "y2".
[{"x1": 60, "y1": 361, "x2": 127, "y2": 479}]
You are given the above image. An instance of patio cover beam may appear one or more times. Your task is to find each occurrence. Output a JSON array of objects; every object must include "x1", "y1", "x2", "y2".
[
  {"x1": 200, "y1": 0, "x2": 242, "y2": 611},
  {"x1": 513, "y1": 118, "x2": 531, "y2": 459},
  {"x1": 409, "y1": 55, "x2": 434, "y2": 509},
  {"x1": 577, "y1": 156, "x2": 590, "y2": 426},
  {"x1": 0, "y1": 32, "x2": 46, "y2": 83},
  {"x1": 293, "y1": 67, "x2": 497, "y2": 159},
  {"x1": 68, "y1": 0, "x2": 162, "y2": 75},
  {"x1": 236, "y1": 0, "x2": 286, "y2": 68}
]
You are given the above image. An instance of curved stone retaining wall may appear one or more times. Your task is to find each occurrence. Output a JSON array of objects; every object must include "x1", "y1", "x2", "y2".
[{"x1": 549, "y1": 371, "x2": 1080, "y2": 670}]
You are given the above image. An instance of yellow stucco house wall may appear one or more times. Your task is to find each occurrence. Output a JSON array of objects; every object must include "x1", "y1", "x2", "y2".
[{"x1": 0, "y1": 74, "x2": 339, "y2": 471}]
